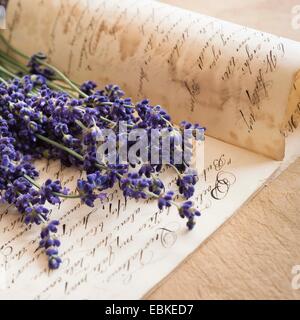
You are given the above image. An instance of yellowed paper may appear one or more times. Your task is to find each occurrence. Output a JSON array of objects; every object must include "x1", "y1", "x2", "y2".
[
  {"x1": 0, "y1": 0, "x2": 299, "y2": 299},
  {"x1": 4, "y1": 0, "x2": 300, "y2": 159},
  {"x1": 0, "y1": 138, "x2": 279, "y2": 299}
]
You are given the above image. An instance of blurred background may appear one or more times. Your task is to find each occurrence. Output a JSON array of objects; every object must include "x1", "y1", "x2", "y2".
[{"x1": 161, "y1": 0, "x2": 300, "y2": 41}]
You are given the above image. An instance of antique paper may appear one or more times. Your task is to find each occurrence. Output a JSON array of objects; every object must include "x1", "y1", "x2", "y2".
[
  {"x1": 0, "y1": 0, "x2": 299, "y2": 299},
  {"x1": 4, "y1": 0, "x2": 300, "y2": 159},
  {"x1": 0, "y1": 138, "x2": 279, "y2": 299}
]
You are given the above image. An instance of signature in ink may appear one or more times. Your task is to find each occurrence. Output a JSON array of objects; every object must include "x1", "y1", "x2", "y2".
[
  {"x1": 211, "y1": 171, "x2": 236, "y2": 200},
  {"x1": 213, "y1": 154, "x2": 226, "y2": 171},
  {"x1": 159, "y1": 226, "x2": 178, "y2": 249}
]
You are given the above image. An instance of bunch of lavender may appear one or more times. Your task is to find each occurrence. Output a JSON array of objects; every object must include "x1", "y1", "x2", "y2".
[{"x1": 0, "y1": 34, "x2": 205, "y2": 270}]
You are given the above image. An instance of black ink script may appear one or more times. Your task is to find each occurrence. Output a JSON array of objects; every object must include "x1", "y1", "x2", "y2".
[{"x1": 211, "y1": 171, "x2": 236, "y2": 200}]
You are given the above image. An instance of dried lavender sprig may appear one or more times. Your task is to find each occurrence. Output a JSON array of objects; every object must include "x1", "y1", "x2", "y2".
[
  {"x1": 0, "y1": 49, "x2": 79, "y2": 97},
  {"x1": 23, "y1": 174, "x2": 81, "y2": 199},
  {"x1": 0, "y1": 42, "x2": 178, "y2": 133},
  {"x1": 39, "y1": 220, "x2": 62, "y2": 269},
  {"x1": 0, "y1": 48, "x2": 205, "y2": 273},
  {"x1": 37, "y1": 133, "x2": 201, "y2": 229},
  {"x1": 0, "y1": 34, "x2": 85, "y2": 97},
  {"x1": 0, "y1": 68, "x2": 200, "y2": 220},
  {"x1": 0, "y1": 38, "x2": 177, "y2": 130}
]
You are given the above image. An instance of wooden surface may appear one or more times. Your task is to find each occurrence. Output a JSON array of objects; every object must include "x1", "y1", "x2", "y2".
[
  {"x1": 147, "y1": 0, "x2": 300, "y2": 300},
  {"x1": 148, "y1": 159, "x2": 300, "y2": 299}
]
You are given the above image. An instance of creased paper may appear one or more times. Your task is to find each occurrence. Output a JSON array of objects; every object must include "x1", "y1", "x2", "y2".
[
  {"x1": 0, "y1": 0, "x2": 300, "y2": 299},
  {"x1": 0, "y1": 138, "x2": 279, "y2": 299},
  {"x1": 4, "y1": 0, "x2": 300, "y2": 159}
]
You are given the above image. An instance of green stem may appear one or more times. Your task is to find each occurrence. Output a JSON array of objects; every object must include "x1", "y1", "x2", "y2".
[
  {"x1": 168, "y1": 164, "x2": 182, "y2": 176},
  {"x1": 0, "y1": 51, "x2": 28, "y2": 73},
  {"x1": 0, "y1": 55, "x2": 77, "y2": 97},
  {"x1": 0, "y1": 40, "x2": 143, "y2": 129},
  {"x1": 0, "y1": 76, "x2": 8, "y2": 85},
  {"x1": 0, "y1": 34, "x2": 29, "y2": 60},
  {"x1": 0, "y1": 34, "x2": 171, "y2": 129},
  {"x1": 37, "y1": 59, "x2": 87, "y2": 98},
  {"x1": 0, "y1": 65, "x2": 20, "y2": 79},
  {"x1": 100, "y1": 115, "x2": 116, "y2": 125},
  {"x1": 23, "y1": 174, "x2": 81, "y2": 199},
  {"x1": 145, "y1": 191, "x2": 159, "y2": 199},
  {"x1": 75, "y1": 119, "x2": 88, "y2": 130},
  {"x1": 36, "y1": 134, "x2": 107, "y2": 171},
  {"x1": 171, "y1": 200, "x2": 180, "y2": 209},
  {"x1": 0, "y1": 34, "x2": 83, "y2": 96},
  {"x1": 98, "y1": 101, "x2": 135, "y2": 109},
  {"x1": 53, "y1": 82, "x2": 78, "y2": 92},
  {"x1": 36, "y1": 134, "x2": 84, "y2": 162},
  {"x1": 46, "y1": 81, "x2": 77, "y2": 98},
  {"x1": 0, "y1": 48, "x2": 80, "y2": 93},
  {"x1": 24, "y1": 174, "x2": 40, "y2": 189}
]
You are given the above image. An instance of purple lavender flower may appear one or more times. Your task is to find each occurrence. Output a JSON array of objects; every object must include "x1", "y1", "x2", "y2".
[
  {"x1": 136, "y1": 100, "x2": 172, "y2": 129},
  {"x1": 105, "y1": 84, "x2": 124, "y2": 100},
  {"x1": 83, "y1": 124, "x2": 103, "y2": 145},
  {"x1": 24, "y1": 204, "x2": 49, "y2": 225},
  {"x1": 77, "y1": 179, "x2": 98, "y2": 207},
  {"x1": 177, "y1": 169, "x2": 199, "y2": 199},
  {"x1": 0, "y1": 51, "x2": 206, "y2": 273},
  {"x1": 179, "y1": 201, "x2": 201, "y2": 230},
  {"x1": 40, "y1": 179, "x2": 69, "y2": 205},
  {"x1": 47, "y1": 251, "x2": 62, "y2": 270},
  {"x1": 158, "y1": 191, "x2": 174, "y2": 210},
  {"x1": 27, "y1": 52, "x2": 55, "y2": 79},
  {"x1": 77, "y1": 172, "x2": 107, "y2": 207},
  {"x1": 40, "y1": 220, "x2": 62, "y2": 270},
  {"x1": 149, "y1": 178, "x2": 164, "y2": 196},
  {"x1": 80, "y1": 80, "x2": 97, "y2": 95},
  {"x1": 180, "y1": 121, "x2": 206, "y2": 141},
  {"x1": 40, "y1": 220, "x2": 61, "y2": 248},
  {"x1": 120, "y1": 173, "x2": 151, "y2": 199},
  {"x1": 139, "y1": 164, "x2": 155, "y2": 178}
]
